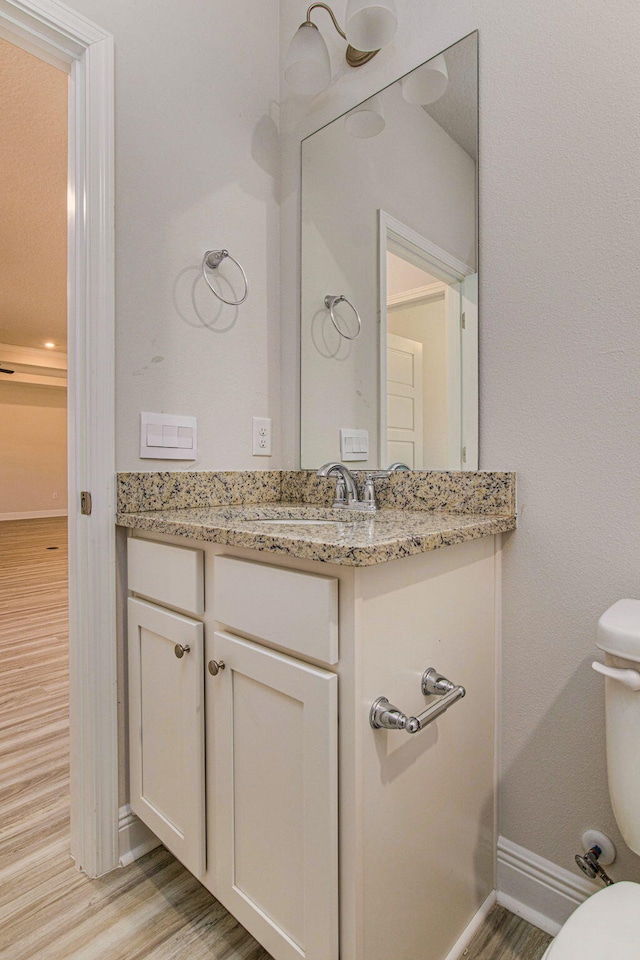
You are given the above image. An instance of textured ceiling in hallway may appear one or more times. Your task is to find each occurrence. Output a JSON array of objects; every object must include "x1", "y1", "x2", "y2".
[{"x1": 0, "y1": 37, "x2": 67, "y2": 351}]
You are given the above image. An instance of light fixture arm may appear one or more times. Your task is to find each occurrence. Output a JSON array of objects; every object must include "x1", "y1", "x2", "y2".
[
  {"x1": 305, "y1": 2, "x2": 347, "y2": 40},
  {"x1": 304, "y1": 2, "x2": 378, "y2": 67}
]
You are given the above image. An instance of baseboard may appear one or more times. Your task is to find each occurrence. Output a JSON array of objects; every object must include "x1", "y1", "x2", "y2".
[
  {"x1": 497, "y1": 836, "x2": 600, "y2": 936},
  {"x1": 442, "y1": 891, "x2": 497, "y2": 960},
  {"x1": 118, "y1": 805, "x2": 161, "y2": 867},
  {"x1": 0, "y1": 509, "x2": 68, "y2": 520}
]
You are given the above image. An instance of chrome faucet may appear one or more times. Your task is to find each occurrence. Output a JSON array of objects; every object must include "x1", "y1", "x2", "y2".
[
  {"x1": 316, "y1": 462, "x2": 358, "y2": 507},
  {"x1": 316, "y1": 463, "x2": 392, "y2": 512}
]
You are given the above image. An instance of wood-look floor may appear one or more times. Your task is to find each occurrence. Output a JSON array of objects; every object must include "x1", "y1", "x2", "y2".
[
  {"x1": 461, "y1": 906, "x2": 551, "y2": 959},
  {"x1": 0, "y1": 517, "x2": 552, "y2": 960}
]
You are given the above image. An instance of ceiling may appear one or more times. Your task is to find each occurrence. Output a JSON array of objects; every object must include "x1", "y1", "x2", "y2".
[
  {"x1": 423, "y1": 34, "x2": 478, "y2": 162},
  {"x1": 0, "y1": 36, "x2": 67, "y2": 352}
]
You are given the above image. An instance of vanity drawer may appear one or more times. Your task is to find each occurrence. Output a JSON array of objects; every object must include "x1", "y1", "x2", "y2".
[
  {"x1": 213, "y1": 555, "x2": 338, "y2": 664},
  {"x1": 128, "y1": 537, "x2": 204, "y2": 615}
]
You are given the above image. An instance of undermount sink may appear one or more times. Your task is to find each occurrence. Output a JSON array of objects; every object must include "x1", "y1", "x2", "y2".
[
  {"x1": 233, "y1": 505, "x2": 364, "y2": 526},
  {"x1": 248, "y1": 518, "x2": 348, "y2": 526}
]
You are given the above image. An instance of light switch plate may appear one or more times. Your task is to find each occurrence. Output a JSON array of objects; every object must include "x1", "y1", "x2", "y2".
[
  {"x1": 140, "y1": 412, "x2": 197, "y2": 460},
  {"x1": 252, "y1": 417, "x2": 272, "y2": 456},
  {"x1": 340, "y1": 428, "x2": 368, "y2": 462}
]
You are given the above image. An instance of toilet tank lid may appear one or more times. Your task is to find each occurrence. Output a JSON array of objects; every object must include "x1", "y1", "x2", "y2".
[{"x1": 596, "y1": 599, "x2": 640, "y2": 662}]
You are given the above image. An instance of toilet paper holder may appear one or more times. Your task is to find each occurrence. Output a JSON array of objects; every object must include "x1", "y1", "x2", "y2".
[{"x1": 370, "y1": 668, "x2": 465, "y2": 734}]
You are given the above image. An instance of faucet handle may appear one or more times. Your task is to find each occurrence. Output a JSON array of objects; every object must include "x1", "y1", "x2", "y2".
[{"x1": 362, "y1": 471, "x2": 391, "y2": 509}]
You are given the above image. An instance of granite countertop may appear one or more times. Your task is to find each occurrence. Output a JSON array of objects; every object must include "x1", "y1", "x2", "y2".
[{"x1": 116, "y1": 500, "x2": 516, "y2": 567}]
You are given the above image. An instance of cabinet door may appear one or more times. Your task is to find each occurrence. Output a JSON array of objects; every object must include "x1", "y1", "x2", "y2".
[
  {"x1": 128, "y1": 597, "x2": 205, "y2": 876},
  {"x1": 209, "y1": 630, "x2": 338, "y2": 960}
]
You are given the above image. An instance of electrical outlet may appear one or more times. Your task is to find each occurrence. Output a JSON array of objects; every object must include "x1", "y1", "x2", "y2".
[
  {"x1": 252, "y1": 417, "x2": 272, "y2": 456},
  {"x1": 52, "y1": 492, "x2": 58, "y2": 500}
]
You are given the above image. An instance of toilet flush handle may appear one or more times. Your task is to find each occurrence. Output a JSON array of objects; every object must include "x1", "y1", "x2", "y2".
[{"x1": 592, "y1": 661, "x2": 640, "y2": 691}]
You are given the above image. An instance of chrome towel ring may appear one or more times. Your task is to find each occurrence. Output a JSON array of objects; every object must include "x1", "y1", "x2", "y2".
[
  {"x1": 324, "y1": 294, "x2": 361, "y2": 340},
  {"x1": 202, "y1": 249, "x2": 249, "y2": 305}
]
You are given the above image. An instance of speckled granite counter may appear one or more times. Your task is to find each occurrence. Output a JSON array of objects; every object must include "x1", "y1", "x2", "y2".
[{"x1": 116, "y1": 471, "x2": 516, "y2": 567}]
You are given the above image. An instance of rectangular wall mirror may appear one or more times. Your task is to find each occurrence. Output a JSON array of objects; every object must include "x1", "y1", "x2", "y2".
[{"x1": 300, "y1": 32, "x2": 478, "y2": 471}]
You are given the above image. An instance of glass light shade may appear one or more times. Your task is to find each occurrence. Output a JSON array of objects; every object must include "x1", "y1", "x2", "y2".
[
  {"x1": 344, "y1": 0, "x2": 397, "y2": 52},
  {"x1": 401, "y1": 54, "x2": 449, "y2": 105},
  {"x1": 284, "y1": 22, "x2": 331, "y2": 96},
  {"x1": 344, "y1": 95, "x2": 385, "y2": 138}
]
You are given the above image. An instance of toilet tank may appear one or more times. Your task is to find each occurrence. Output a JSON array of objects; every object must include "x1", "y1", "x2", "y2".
[{"x1": 596, "y1": 599, "x2": 640, "y2": 854}]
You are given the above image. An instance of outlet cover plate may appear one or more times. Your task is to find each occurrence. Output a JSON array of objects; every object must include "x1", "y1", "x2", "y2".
[{"x1": 252, "y1": 417, "x2": 272, "y2": 456}]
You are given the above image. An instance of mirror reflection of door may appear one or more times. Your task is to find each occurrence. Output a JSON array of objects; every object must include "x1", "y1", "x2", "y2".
[
  {"x1": 386, "y1": 252, "x2": 457, "y2": 469},
  {"x1": 380, "y1": 214, "x2": 478, "y2": 471},
  {"x1": 387, "y1": 332, "x2": 423, "y2": 468}
]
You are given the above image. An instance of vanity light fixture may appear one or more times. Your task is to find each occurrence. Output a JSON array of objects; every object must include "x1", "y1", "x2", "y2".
[
  {"x1": 285, "y1": 0, "x2": 398, "y2": 96},
  {"x1": 344, "y1": 94, "x2": 385, "y2": 138},
  {"x1": 401, "y1": 53, "x2": 449, "y2": 105}
]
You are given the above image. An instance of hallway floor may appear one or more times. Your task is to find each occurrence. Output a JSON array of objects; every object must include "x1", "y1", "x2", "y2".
[{"x1": 0, "y1": 516, "x2": 551, "y2": 960}]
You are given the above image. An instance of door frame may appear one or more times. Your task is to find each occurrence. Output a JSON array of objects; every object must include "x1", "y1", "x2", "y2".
[
  {"x1": 0, "y1": 0, "x2": 117, "y2": 876},
  {"x1": 378, "y1": 210, "x2": 475, "y2": 470}
]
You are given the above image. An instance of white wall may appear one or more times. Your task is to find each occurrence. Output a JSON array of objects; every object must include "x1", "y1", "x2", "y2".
[
  {"x1": 280, "y1": 0, "x2": 640, "y2": 888},
  {"x1": 64, "y1": 0, "x2": 281, "y2": 471},
  {"x1": 299, "y1": 75, "x2": 474, "y2": 469},
  {"x1": 0, "y1": 383, "x2": 67, "y2": 517}
]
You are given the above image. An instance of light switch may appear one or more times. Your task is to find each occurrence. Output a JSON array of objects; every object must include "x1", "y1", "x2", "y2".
[
  {"x1": 140, "y1": 413, "x2": 197, "y2": 460},
  {"x1": 340, "y1": 428, "x2": 368, "y2": 462},
  {"x1": 146, "y1": 423, "x2": 163, "y2": 445}
]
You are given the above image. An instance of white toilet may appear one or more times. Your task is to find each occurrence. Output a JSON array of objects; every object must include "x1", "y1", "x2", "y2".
[{"x1": 543, "y1": 599, "x2": 640, "y2": 958}]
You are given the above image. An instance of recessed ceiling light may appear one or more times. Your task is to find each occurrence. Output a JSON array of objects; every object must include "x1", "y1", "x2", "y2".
[{"x1": 44, "y1": 341, "x2": 55, "y2": 349}]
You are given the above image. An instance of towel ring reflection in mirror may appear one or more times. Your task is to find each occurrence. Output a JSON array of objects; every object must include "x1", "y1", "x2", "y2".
[
  {"x1": 202, "y1": 249, "x2": 249, "y2": 306},
  {"x1": 324, "y1": 294, "x2": 362, "y2": 339}
]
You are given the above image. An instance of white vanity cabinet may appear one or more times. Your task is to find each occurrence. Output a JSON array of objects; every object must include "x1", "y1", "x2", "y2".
[
  {"x1": 127, "y1": 539, "x2": 340, "y2": 960},
  {"x1": 126, "y1": 530, "x2": 499, "y2": 960}
]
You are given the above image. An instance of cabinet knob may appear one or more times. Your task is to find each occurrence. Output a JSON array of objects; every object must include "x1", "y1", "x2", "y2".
[
  {"x1": 174, "y1": 643, "x2": 190, "y2": 659},
  {"x1": 208, "y1": 659, "x2": 225, "y2": 676}
]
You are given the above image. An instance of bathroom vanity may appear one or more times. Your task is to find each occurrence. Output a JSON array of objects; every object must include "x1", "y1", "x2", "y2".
[{"x1": 117, "y1": 470, "x2": 515, "y2": 960}]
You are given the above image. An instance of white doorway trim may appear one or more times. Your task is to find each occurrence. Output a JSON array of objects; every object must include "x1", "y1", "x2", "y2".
[
  {"x1": 378, "y1": 210, "x2": 475, "y2": 471},
  {"x1": 0, "y1": 0, "x2": 117, "y2": 877}
]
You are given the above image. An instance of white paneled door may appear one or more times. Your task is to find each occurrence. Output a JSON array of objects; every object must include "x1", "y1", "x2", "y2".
[{"x1": 387, "y1": 332, "x2": 424, "y2": 468}]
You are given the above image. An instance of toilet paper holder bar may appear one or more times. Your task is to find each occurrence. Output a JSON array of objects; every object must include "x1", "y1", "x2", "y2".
[{"x1": 370, "y1": 668, "x2": 465, "y2": 734}]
